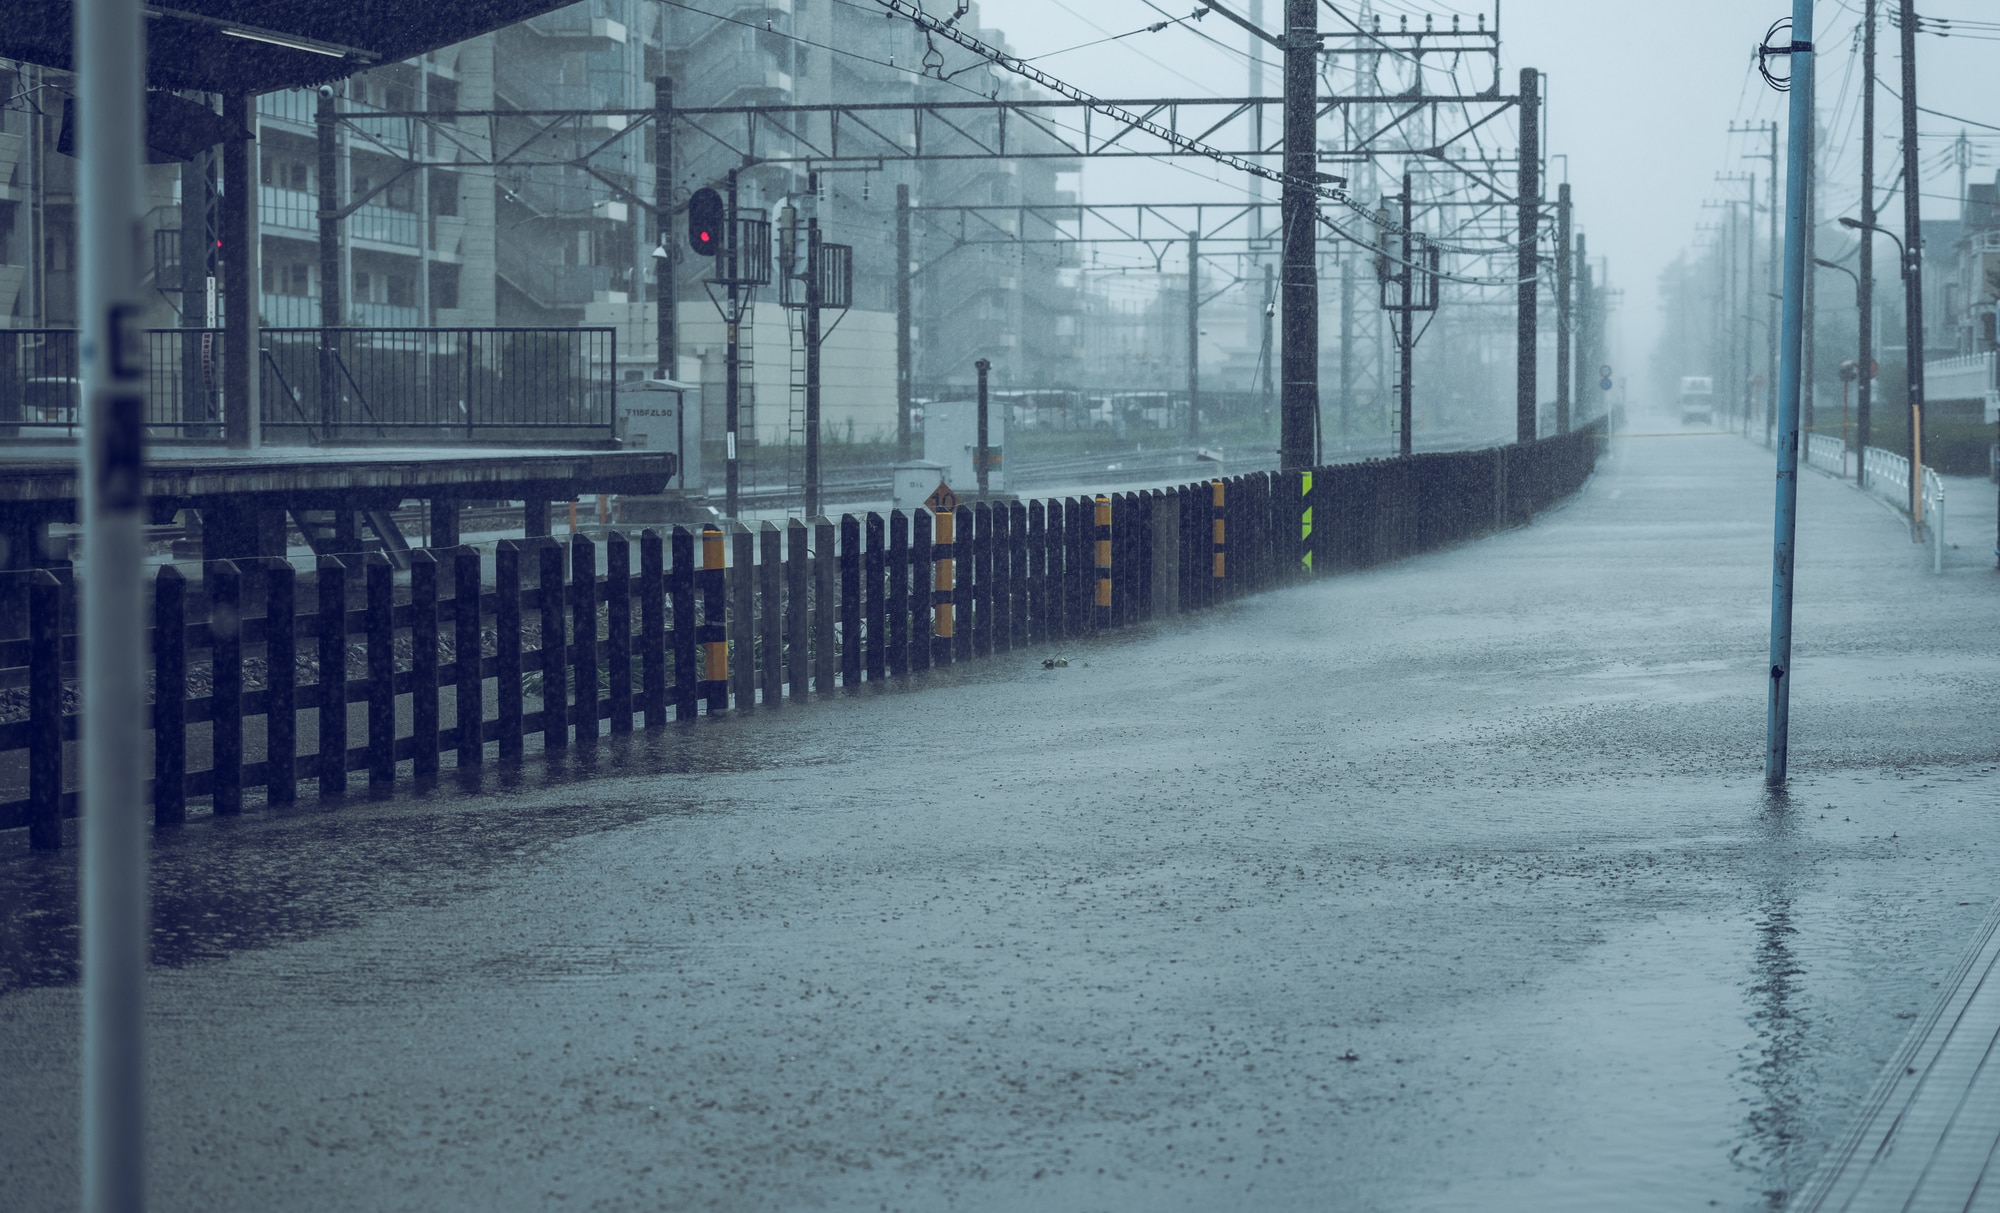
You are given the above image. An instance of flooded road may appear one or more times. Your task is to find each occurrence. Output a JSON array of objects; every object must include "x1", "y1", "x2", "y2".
[{"x1": 3, "y1": 415, "x2": 1997, "y2": 1211}]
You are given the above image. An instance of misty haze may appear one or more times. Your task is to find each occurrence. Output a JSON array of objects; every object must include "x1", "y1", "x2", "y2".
[{"x1": 0, "y1": 1, "x2": 1996, "y2": 1209}]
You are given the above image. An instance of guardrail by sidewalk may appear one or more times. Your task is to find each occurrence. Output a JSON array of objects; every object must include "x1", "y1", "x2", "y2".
[
  {"x1": 0, "y1": 422, "x2": 1605, "y2": 845},
  {"x1": 1802, "y1": 434, "x2": 1945, "y2": 574}
]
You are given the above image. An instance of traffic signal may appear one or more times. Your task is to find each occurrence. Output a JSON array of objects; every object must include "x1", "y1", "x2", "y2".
[{"x1": 688, "y1": 187, "x2": 723, "y2": 258}]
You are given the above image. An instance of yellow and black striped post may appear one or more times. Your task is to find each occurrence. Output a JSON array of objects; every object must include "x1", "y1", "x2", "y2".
[
  {"x1": 1210, "y1": 479, "x2": 1227, "y2": 587},
  {"x1": 698, "y1": 523, "x2": 728, "y2": 714},
  {"x1": 1094, "y1": 494, "x2": 1112, "y2": 628},
  {"x1": 932, "y1": 506, "x2": 955, "y2": 666},
  {"x1": 1300, "y1": 470, "x2": 1313, "y2": 573}
]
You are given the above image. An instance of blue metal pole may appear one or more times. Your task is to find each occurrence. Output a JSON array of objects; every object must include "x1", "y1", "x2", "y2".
[{"x1": 1766, "y1": 0, "x2": 1816, "y2": 785}]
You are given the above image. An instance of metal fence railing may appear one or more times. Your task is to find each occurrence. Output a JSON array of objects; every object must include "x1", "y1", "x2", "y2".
[
  {"x1": 1862, "y1": 445, "x2": 1946, "y2": 574},
  {"x1": 1804, "y1": 432, "x2": 1850, "y2": 478},
  {"x1": 0, "y1": 326, "x2": 617, "y2": 446}
]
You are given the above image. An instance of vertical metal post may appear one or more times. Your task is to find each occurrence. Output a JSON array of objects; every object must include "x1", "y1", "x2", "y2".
[
  {"x1": 1576, "y1": 232, "x2": 1591, "y2": 419},
  {"x1": 1278, "y1": 0, "x2": 1318, "y2": 473},
  {"x1": 724, "y1": 167, "x2": 740, "y2": 519},
  {"x1": 1263, "y1": 260, "x2": 1278, "y2": 429},
  {"x1": 1338, "y1": 254, "x2": 1352, "y2": 439},
  {"x1": 1767, "y1": 124, "x2": 1780, "y2": 445},
  {"x1": 1899, "y1": 0, "x2": 1926, "y2": 532},
  {"x1": 77, "y1": 0, "x2": 148, "y2": 1203},
  {"x1": 805, "y1": 193, "x2": 823, "y2": 518},
  {"x1": 1399, "y1": 174, "x2": 1414, "y2": 458},
  {"x1": 1187, "y1": 231, "x2": 1200, "y2": 444},
  {"x1": 1744, "y1": 175, "x2": 1757, "y2": 435},
  {"x1": 896, "y1": 182, "x2": 912, "y2": 461},
  {"x1": 221, "y1": 90, "x2": 257, "y2": 450},
  {"x1": 655, "y1": 77, "x2": 675, "y2": 378},
  {"x1": 1766, "y1": 0, "x2": 1816, "y2": 786},
  {"x1": 1555, "y1": 182, "x2": 1572, "y2": 435},
  {"x1": 179, "y1": 147, "x2": 215, "y2": 436},
  {"x1": 316, "y1": 86, "x2": 341, "y2": 438},
  {"x1": 1516, "y1": 67, "x2": 1541, "y2": 445},
  {"x1": 1857, "y1": 0, "x2": 1876, "y2": 484},
  {"x1": 975, "y1": 357, "x2": 992, "y2": 497}
]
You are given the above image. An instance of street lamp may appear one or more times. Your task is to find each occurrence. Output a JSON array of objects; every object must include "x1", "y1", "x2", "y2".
[
  {"x1": 1840, "y1": 214, "x2": 1927, "y2": 529},
  {"x1": 1837, "y1": 216, "x2": 1909, "y2": 274},
  {"x1": 1815, "y1": 256, "x2": 1866, "y2": 479}
]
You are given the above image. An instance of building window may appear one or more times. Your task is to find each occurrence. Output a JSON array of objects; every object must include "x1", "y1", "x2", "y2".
[
  {"x1": 385, "y1": 274, "x2": 413, "y2": 307},
  {"x1": 0, "y1": 202, "x2": 14, "y2": 265},
  {"x1": 429, "y1": 169, "x2": 460, "y2": 217},
  {"x1": 353, "y1": 269, "x2": 372, "y2": 300},
  {"x1": 430, "y1": 262, "x2": 460, "y2": 311}
]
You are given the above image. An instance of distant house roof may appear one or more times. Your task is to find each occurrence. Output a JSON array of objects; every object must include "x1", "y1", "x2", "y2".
[
  {"x1": 1965, "y1": 178, "x2": 2000, "y2": 239},
  {"x1": 0, "y1": 1, "x2": 575, "y2": 93}
]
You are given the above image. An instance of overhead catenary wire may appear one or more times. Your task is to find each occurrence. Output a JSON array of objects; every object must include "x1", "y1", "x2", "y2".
[{"x1": 870, "y1": 0, "x2": 1540, "y2": 285}]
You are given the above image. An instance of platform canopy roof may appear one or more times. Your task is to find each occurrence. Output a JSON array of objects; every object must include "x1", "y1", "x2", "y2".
[{"x1": 0, "y1": 1, "x2": 575, "y2": 93}]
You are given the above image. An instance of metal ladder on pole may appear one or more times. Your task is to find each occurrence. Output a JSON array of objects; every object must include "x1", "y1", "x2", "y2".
[
  {"x1": 736, "y1": 300, "x2": 757, "y2": 498},
  {"x1": 786, "y1": 303, "x2": 808, "y2": 516}
]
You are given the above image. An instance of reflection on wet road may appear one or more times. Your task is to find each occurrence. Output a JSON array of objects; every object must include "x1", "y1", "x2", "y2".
[{"x1": 2, "y1": 417, "x2": 1997, "y2": 1211}]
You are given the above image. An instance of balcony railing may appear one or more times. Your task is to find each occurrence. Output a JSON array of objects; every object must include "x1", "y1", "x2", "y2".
[{"x1": 0, "y1": 327, "x2": 617, "y2": 446}]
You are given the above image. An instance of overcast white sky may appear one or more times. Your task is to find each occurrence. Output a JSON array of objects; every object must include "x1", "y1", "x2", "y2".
[{"x1": 971, "y1": 0, "x2": 2000, "y2": 370}]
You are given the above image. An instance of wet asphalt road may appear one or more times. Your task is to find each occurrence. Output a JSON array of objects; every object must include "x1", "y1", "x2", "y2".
[{"x1": 3, "y1": 412, "x2": 1998, "y2": 1212}]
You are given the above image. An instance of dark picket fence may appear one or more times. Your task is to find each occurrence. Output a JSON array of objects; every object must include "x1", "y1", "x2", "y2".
[{"x1": 0, "y1": 421, "x2": 1603, "y2": 846}]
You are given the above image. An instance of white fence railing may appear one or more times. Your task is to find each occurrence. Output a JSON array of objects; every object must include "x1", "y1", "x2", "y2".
[
  {"x1": 1860, "y1": 445, "x2": 1946, "y2": 574},
  {"x1": 1805, "y1": 432, "x2": 1850, "y2": 478}
]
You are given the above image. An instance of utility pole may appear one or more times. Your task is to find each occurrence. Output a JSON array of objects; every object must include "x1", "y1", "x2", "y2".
[
  {"x1": 1576, "y1": 232, "x2": 1592, "y2": 418},
  {"x1": 1278, "y1": 0, "x2": 1318, "y2": 472},
  {"x1": 1398, "y1": 173, "x2": 1415, "y2": 457},
  {"x1": 1858, "y1": 0, "x2": 1877, "y2": 484},
  {"x1": 1187, "y1": 231, "x2": 1201, "y2": 444},
  {"x1": 805, "y1": 179, "x2": 823, "y2": 519},
  {"x1": 1262, "y1": 260, "x2": 1277, "y2": 426},
  {"x1": 316, "y1": 85, "x2": 341, "y2": 437},
  {"x1": 1803, "y1": 107, "x2": 1817, "y2": 433},
  {"x1": 895, "y1": 183, "x2": 912, "y2": 460},
  {"x1": 1338, "y1": 253, "x2": 1353, "y2": 439},
  {"x1": 1516, "y1": 68, "x2": 1541, "y2": 444},
  {"x1": 77, "y1": 0, "x2": 150, "y2": 1203},
  {"x1": 1766, "y1": 0, "x2": 1817, "y2": 784},
  {"x1": 1744, "y1": 175, "x2": 1757, "y2": 437},
  {"x1": 1555, "y1": 182, "x2": 1572, "y2": 435},
  {"x1": 1899, "y1": 0, "x2": 1926, "y2": 533},
  {"x1": 1766, "y1": 122, "x2": 1780, "y2": 445},
  {"x1": 975, "y1": 357, "x2": 991, "y2": 497},
  {"x1": 724, "y1": 167, "x2": 741, "y2": 519},
  {"x1": 655, "y1": 78, "x2": 675, "y2": 379}
]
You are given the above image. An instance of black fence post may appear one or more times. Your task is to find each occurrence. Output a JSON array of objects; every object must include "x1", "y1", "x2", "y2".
[
  {"x1": 910, "y1": 508, "x2": 934, "y2": 673},
  {"x1": 640, "y1": 530, "x2": 667, "y2": 727},
  {"x1": 670, "y1": 526, "x2": 697, "y2": 720},
  {"x1": 453, "y1": 545, "x2": 482, "y2": 766},
  {"x1": 1043, "y1": 498, "x2": 1064, "y2": 642},
  {"x1": 839, "y1": 514, "x2": 861, "y2": 691},
  {"x1": 606, "y1": 531, "x2": 632, "y2": 733},
  {"x1": 887, "y1": 510, "x2": 909, "y2": 677},
  {"x1": 365, "y1": 554, "x2": 394, "y2": 786},
  {"x1": 932, "y1": 506, "x2": 956, "y2": 668},
  {"x1": 729, "y1": 524, "x2": 755, "y2": 712},
  {"x1": 953, "y1": 504, "x2": 973, "y2": 663},
  {"x1": 154, "y1": 566, "x2": 187, "y2": 826},
  {"x1": 864, "y1": 512, "x2": 886, "y2": 683},
  {"x1": 786, "y1": 519, "x2": 810, "y2": 700},
  {"x1": 410, "y1": 550, "x2": 439, "y2": 777},
  {"x1": 572, "y1": 533, "x2": 599, "y2": 743},
  {"x1": 208, "y1": 559, "x2": 244, "y2": 814},
  {"x1": 317, "y1": 556, "x2": 348, "y2": 794},
  {"x1": 698, "y1": 525, "x2": 728, "y2": 716},
  {"x1": 495, "y1": 541, "x2": 524, "y2": 760},
  {"x1": 538, "y1": 539, "x2": 569, "y2": 749},
  {"x1": 812, "y1": 516, "x2": 836, "y2": 693},
  {"x1": 759, "y1": 522, "x2": 783, "y2": 708},
  {"x1": 1094, "y1": 495, "x2": 1112, "y2": 630},
  {"x1": 1025, "y1": 500, "x2": 1045, "y2": 645},
  {"x1": 263, "y1": 559, "x2": 296, "y2": 804},
  {"x1": 974, "y1": 501, "x2": 994, "y2": 658},
  {"x1": 1010, "y1": 501, "x2": 1029, "y2": 643},
  {"x1": 27, "y1": 571, "x2": 62, "y2": 850},
  {"x1": 991, "y1": 502, "x2": 1012, "y2": 655}
]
